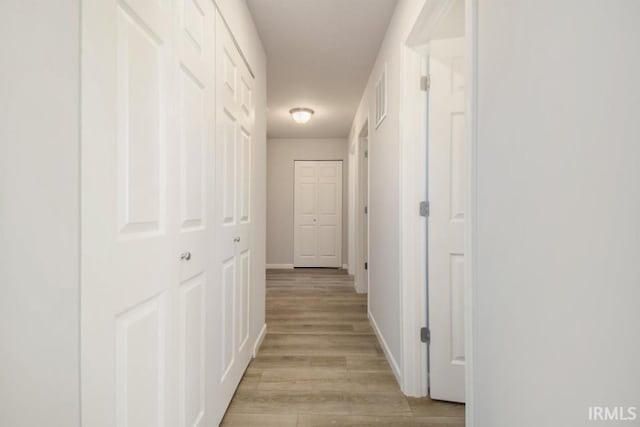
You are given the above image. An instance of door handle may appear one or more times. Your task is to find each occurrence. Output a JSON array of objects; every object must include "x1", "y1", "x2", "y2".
[
  {"x1": 234, "y1": 237, "x2": 240, "y2": 242},
  {"x1": 180, "y1": 251, "x2": 191, "y2": 261}
]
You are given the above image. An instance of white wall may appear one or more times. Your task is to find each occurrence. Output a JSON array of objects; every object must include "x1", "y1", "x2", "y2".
[
  {"x1": 348, "y1": 0, "x2": 426, "y2": 382},
  {"x1": 267, "y1": 138, "x2": 349, "y2": 267},
  {"x1": 473, "y1": 1, "x2": 640, "y2": 425},
  {"x1": 0, "y1": 1, "x2": 81, "y2": 426},
  {"x1": 215, "y1": 0, "x2": 268, "y2": 354}
]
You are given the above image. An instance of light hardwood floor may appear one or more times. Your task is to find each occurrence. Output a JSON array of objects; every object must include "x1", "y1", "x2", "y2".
[{"x1": 221, "y1": 268, "x2": 465, "y2": 426}]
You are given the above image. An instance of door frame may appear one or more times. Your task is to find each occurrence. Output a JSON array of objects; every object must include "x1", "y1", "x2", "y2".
[
  {"x1": 355, "y1": 122, "x2": 370, "y2": 293},
  {"x1": 399, "y1": 1, "x2": 478, "y2": 423},
  {"x1": 398, "y1": 43, "x2": 429, "y2": 397},
  {"x1": 292, "y1": 160, "x2": 344, "y2": 268}
]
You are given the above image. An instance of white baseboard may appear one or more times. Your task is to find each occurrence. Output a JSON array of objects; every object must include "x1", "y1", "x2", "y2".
[
  {"x1": 369, "y1": 311, "x2": 402, "y2": 386},
  {"x1": 266, "y1": 263, "x2": 351, "y2": 270},
  {"x1": 354, "y1": 279, "x2": 367, "y2": 294},
  {"x1": 265, "y1": 264, "x2": 294, "y2": 269},
  {"x1": 252, "y1": 323, "x2": 267, "y2": 358}
]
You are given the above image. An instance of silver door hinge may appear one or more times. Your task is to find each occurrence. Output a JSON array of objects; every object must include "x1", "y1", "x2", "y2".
[
  {"x1": 420, "y1": 327, "x2": 430, "y2": 344},
  {"x1": 419, "y1": 201, "x2": 429, "y2": 217},
  {"x1": 364, "y1": 150, "x2": 368, "y2": 158},
  {"x1": 420, "y1": 75, "x2": 430, "y2": 91},
  {"x1": 364, "y1": 206, "x2": 368, "y2": 214}
]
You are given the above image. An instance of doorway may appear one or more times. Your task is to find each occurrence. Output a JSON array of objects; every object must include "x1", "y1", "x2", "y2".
[
  {"x1": 293, "y1": 160, "x2": 343, "y2": 268},
  {"x1": 400, "y1": 0, "x2": 468, "y2": 404},
  {"x1": 358, "y1": 123, "x2": 370, "y2": 293}
]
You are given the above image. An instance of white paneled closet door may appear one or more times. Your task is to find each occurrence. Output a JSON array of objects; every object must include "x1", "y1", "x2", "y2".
[
  {"x1": 175, "y1": 0, "x2": 215, "y2": 426},
  {"x1": 82, "y1": 0, "x2": 217, "y2": 425},
  {"x1": 294, "y1": 161, "x2": 343, "y2": 268},
  {"x1": 213, "y1": 11, "x2": 255, "y2": 422}
]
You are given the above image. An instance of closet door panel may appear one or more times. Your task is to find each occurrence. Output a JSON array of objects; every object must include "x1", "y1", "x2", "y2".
[
  {"x1": 175, "y1": 0, "x2": 215, "y2": 425},
  {"x1": 212, "y1": 11, "x2": 255, "y2": 424},
  {"x1": 82, "y1": 0, "x2": 177, "y2": 426}
]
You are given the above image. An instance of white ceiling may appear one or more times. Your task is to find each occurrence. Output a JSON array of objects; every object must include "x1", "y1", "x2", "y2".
[{"x1": 246, "y1": 0, "x2": 398, "y2": 139}]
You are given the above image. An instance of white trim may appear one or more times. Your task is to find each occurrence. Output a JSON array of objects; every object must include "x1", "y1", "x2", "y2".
[
  {"x1": 252, "y1": 323, "x2": 267, "y2": 358},
  {"x1": 265, "y1": 264, "x2": 294, "y2": 269},
  {"x1": 212, "y1": 1, "x2": 255, "y2": 78},
  {"x1": 398, "y1": 44, "x2": 429, "y2": 397},
  {"x1": 406, "y1": 0, "x2": 457, "y2": 47},
  {"x1": 347, "y1": 145, "x2": 357, "y2": 277},
  {"x1": 464, "y1": 0, "x2": 479, "y2": 424},
  {"x1": 369, "y1": 311, "x2": 402, "y2": 385},
  {"x1": 354, "y1": 121, "x2": 370, "y2": 295},
  {"x1": 265, "y1": 263, "x2": 350, "y2": 270}
]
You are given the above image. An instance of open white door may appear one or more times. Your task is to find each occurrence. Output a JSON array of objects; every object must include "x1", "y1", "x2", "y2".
[
  {"x1": 294, "y1": 161, "x2": 343, "y2": 268},
  {"x1": 428, "y1": 37, "x2": 466, "y2": 403},
  {"x1": 359, "y1": 141, "x2": 369, "y2": 291},
  {"x1": 213, "y1": 11, "x2": 255, "y2": 421}
]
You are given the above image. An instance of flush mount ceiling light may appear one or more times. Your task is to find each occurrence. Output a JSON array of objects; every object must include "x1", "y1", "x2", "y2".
[{"x1": 289, "y1": 107, "x2": 314, "y2": 124}]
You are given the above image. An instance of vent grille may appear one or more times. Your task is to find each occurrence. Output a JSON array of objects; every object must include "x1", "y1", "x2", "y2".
[{"x1": 375, "y1": 64, "x2": 387, "y2": 128}]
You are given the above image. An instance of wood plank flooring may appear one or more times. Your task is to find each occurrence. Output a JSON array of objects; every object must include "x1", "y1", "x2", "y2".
[{"x1": 221, "y1": 268, "x2": 465, "y2": 426}]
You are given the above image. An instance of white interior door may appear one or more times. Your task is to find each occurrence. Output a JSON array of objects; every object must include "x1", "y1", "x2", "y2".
[
  {"x1": 360, "y1": 143, "x2": 369, "y2": 290},
  {"x1": 428, "y1": 37, "x2": 466, "y2": 403},
  {"x1": 294, "y1": 161, "x2": 343, "y2": 268},
  {"x1": 213, "y1": 11, "x2": 254, "y2": 422},
  {"x1": 175, "y1": 1, "x2": 215, "y2": 426},
  {"x1": 81, "y1": 0, "x2": 184, "y2": 425}
]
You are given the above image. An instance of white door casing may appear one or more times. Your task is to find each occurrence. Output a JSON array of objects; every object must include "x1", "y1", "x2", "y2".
[
  {"x1": 428, "y1": 37, "x2": 466, "y2": 403},
  {"x1": 213, "y1": 11, "x2": 254, "y2": 421},
  {"x1": 294, "y1": 161, "x2": 343, "y2": 268},
  {"x1": 360, "y1": 142, "x2": 369, "y2": 292}
]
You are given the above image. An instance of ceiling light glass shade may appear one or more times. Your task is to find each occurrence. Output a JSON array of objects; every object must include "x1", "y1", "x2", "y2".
[{"x1": 290, "y1": 107, "x2": 314, "y2": 124}]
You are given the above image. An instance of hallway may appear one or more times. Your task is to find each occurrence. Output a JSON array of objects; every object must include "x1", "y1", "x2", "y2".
[{"x1": 221, "y1": 269, "x2": 464, "y2": 426}]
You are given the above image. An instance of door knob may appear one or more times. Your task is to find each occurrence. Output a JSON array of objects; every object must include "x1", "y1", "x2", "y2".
[
  {"x1": 180, "y1": 251, "x2": 191, "y2": 261},
  {"x1": 234, "y1": 237, "x2": 240, "y2": 242},
  {"x1": 313, "y1": 218, "x2": 317, "y2": 222}
]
